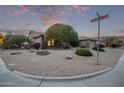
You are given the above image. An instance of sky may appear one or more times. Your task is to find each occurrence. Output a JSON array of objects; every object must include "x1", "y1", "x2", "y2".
[{"x1": 0, "y1": 5, "x2": 124, "y2": 37}]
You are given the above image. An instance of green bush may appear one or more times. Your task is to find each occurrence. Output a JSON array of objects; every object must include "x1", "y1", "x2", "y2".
[
  {"x1": 75, "y1": 48, "x2": 93, "y2": 56},
  {"x1": 69, "y1": 40, "x2": 79, "y2": 47},
  {"x1": 2, "y1": 34, "x2": 29, "y2": 49},
  {"x1": 99, "y1": 44, "x2": 105, "y2": 48},
  {"x1": 92, "y1": 46, "x2": 105, "y2": 52}
]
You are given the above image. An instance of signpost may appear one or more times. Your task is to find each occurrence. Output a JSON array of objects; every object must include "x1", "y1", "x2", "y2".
[{"x1": 91, "y1": 12, "x2": 109, "y2": 65}]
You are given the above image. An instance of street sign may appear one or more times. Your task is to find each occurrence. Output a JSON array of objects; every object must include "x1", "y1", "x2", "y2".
[
  {"x1": 91, "y1": 13, "x2": 109, "y2": 65},
  {"x1": 91, "y1": 14, "x2": 109, "y2": 23}
]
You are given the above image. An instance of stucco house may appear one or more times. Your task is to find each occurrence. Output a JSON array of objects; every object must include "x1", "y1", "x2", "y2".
[
  {"x1": 79, "y1": 36, "x2": 97, "y2": 48},
  {"x1": 28, "y1": 31, "x2": 46, "y2": 49},
  {"x1": 79, "y1": 36, "x2": 106, "y2": 48}
]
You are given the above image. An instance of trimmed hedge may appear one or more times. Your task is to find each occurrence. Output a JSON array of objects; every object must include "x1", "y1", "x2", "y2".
[
  {"x1": 75, "y1": 48, "x2": 93, "y2": 56},
  {"x1": 92, "y1": 46, "x2": 105, "y2": 52}
]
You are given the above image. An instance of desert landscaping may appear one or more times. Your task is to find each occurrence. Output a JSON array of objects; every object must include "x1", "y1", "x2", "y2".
[{"x1": 0, "y1": 48, "x2": 123, "y2": 77}]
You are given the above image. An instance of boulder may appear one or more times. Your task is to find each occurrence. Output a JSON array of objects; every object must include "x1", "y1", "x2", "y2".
[
  {"x1": 10, "y1": 52, "x2": 21, "y2": 55},
  {"x1": 36, "y1": 51, "x2": 50, "y2": 56},
  {"x1": 64, "y1": 54, "x2": 73, "y2": 59},
  {"x1": 30, "y1": 50, "x2": 35, "y2": 53}
]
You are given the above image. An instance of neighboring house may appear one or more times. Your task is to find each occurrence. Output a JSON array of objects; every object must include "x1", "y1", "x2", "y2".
[
  {"x1": 79, "y1": 36, "x2": 97, "y2": 48},
  {"x1": 28, "y1": 31, "x2": 46, "y2": 49},
  {"x1": 79, "y1": 36, "x2": 105, "y2": 48}
]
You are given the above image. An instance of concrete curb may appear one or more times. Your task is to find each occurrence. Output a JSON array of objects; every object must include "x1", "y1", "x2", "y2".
[
  {"x1": 14, "y1": 68, "x2": 112, "y2": 81},
  {"x1": 13, "y1": 71, "x2": 44, "y2": 81}
]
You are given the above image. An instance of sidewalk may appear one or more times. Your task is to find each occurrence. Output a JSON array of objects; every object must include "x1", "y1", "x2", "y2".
[
  {"x1": 0, "y1": 59, "x2": 40, "y2": 87},
  {"x1": 0, "y1": 52, "x2": 124, "y2": 87},
  {"x1": 83, "y1": 52, "x2": 124, "y2": 87}
]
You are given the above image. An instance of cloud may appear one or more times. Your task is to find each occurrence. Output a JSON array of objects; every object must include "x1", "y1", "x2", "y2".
[
  {"x1": 0, "y1": 21, "x2": 5, "y2": 29},
  {"x1": 19, "y1": 5, "x2": 30, "y2": 12},
  {"x1": 26, "y1": 6, "x2": 90, "y2": 26},
  {"x1": 0, "y1": 5, "x2": 91, "y2": 27},
  {"x1": 115, "y1": 29, "x2": 124, "y2": 36},
  {"x1": 8, "y1": 9, "x2": 24, "y2": 17},
  {"x1": 18, "y1": 5, "x2": 38, "y2": 16},
  {"x1": 39, "y1": 17, "x2": 67, "y2": 27},
  {"x1": 117, "y1": 29, "x2": 124, "y2": 33},
  {"x1": 0, "y1": 6, "x2": 26, "y2": 17},
  {"x1": 66, "y1": 5, "x2": 91, "y2": 16}
]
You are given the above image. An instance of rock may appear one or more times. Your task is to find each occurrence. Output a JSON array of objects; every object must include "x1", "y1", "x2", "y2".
[
  {"x1": 10, "y1": 53, "x2": 17, "y2": 55},
  {"x1": 7, "y1": 63, "x2": 17, "y2": 71},
  {"x1": 30, "y1": 50, "x2": 35, "y2": 52},
  {"x1": 64, "y1": 54, "x2": 73, "y2": 59},
  {"x1": 10, "y1": 52, "x2": 21, "y2": 55},
  {"x1": 16, "y1": 52, "x2": 21, "y2": 54},
  {"x1": 36, "y1": 51, "x2": 50, "y2": 56}
]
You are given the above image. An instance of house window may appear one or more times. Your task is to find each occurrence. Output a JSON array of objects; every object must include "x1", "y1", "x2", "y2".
[{"x1": 48, "y1": 39, "x2": 55, "y2": 47}]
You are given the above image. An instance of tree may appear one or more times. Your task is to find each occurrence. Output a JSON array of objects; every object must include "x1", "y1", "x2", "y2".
[
  {"x1": 0, "y1": 33, "x2": 5, "y2": 48},
  {"x1": 69, "y1": 31, "x2": 79, "y2": 47},
  {"x1": 104, "y1": 36, "x2": 123, "y2": 48},
  {"x1": 45, "y1": 23, "x2": 79, "y2": 48},
  {"x1": 3, "y1": 34, "x2": 29, "y2": 49}
]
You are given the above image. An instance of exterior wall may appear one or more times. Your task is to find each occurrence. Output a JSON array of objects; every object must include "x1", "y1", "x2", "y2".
[
  {"x1": 32, "y1": 38, "x2": 41, "y2": 44},
  {"x1": 79, "y1": 40, "x2": 96, "y2": 48},
  {"x1": 28, "y1": 31, "x2": 42, "y2": 48}
]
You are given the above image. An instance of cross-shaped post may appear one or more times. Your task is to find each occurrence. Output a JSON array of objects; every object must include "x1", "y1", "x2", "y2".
[{"x1": 91, "y1": 12, "x2": 109, "y2": 65}]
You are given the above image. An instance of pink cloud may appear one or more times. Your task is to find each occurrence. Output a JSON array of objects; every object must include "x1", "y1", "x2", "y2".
[
  {"x1": 19, "y1": 5, "x2": 30, "y2": 12},
  {"x1": 9, "y1": 10, "x2": 23, "y2": 17},
  {"x1": 1, "y1": 6, "x2": 91, "y2": 28},
  {"x1": 66, "y1": 5, "x2": 91, "y2": 16},
  {"x1": 6, "y1": 7, "x2": 26, "y2": 17},
  {"x1": 71, "y1": 5, "x2": 80, "y2": 9},
  {"x1": 37, "y1": 7, "x2": 66, "y2": 26},
  {"x1": 19, "y1": 5, "x2": 37, "y2": 16},
  {"x1": 30, "y1": 12, "x2": 37, "y2": 16},
  {"x1": 39, "y1": 17, "x2": 66, "y2": 27},
  {"x1": 4, "y1": 6, "x2": 37, "y2": 17}
]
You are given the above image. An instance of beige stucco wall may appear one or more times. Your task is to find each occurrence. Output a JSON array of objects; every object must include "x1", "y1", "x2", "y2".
[{"x1": 79, "y1": 41, "x2": 96, "y2": 48}]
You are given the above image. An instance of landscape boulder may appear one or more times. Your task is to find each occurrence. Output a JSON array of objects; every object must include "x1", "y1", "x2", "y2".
[
  {"x1": 36, "y1": 51, "x2": 50, "y2": 56},
  {"x1": 10, "y1": 52, "x2": 21, "y2": 55},
  {"x1": 64, "y1": 54, "x2": 73, "y2": 59}
]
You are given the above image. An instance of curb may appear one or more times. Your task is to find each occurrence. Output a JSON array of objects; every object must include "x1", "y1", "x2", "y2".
[
  {"x1": 14, "y1": 68, "x2": 112, "y2": 81},
  {"x1": 13, "y1": 71, "x2": 44, "y2": 81}
]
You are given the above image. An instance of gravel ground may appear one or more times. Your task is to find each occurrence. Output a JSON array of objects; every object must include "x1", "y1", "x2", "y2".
[{"x1": 0, "y1": 48, "x2": 123, "y2": 77}]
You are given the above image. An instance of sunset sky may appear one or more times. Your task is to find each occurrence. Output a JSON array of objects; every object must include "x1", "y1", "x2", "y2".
[{"x1": 0, "y1": 5, "x2": 124, "y2": 37}]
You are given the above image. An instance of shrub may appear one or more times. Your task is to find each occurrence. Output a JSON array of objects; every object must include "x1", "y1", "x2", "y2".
[
  {"x1": 99, "y1": 44, "x2": 105, "y2": 48},
  {"x1": 2, "y1": 34, "x2": 29, "y2": 49},
  {"x1": 75, "y1": 48, "x2": 93, "y2": 56},
  {"x1": 92, "y1": 46, "x2": 105, "y2": 52},
  {"x1": 69, "y1": 39, "x2": 79, "y2": 47}
]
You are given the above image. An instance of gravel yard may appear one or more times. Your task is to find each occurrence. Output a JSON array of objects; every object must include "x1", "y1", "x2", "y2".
[{"x1": 0, "y1": 48, "x2": 123, "y2": 77}]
